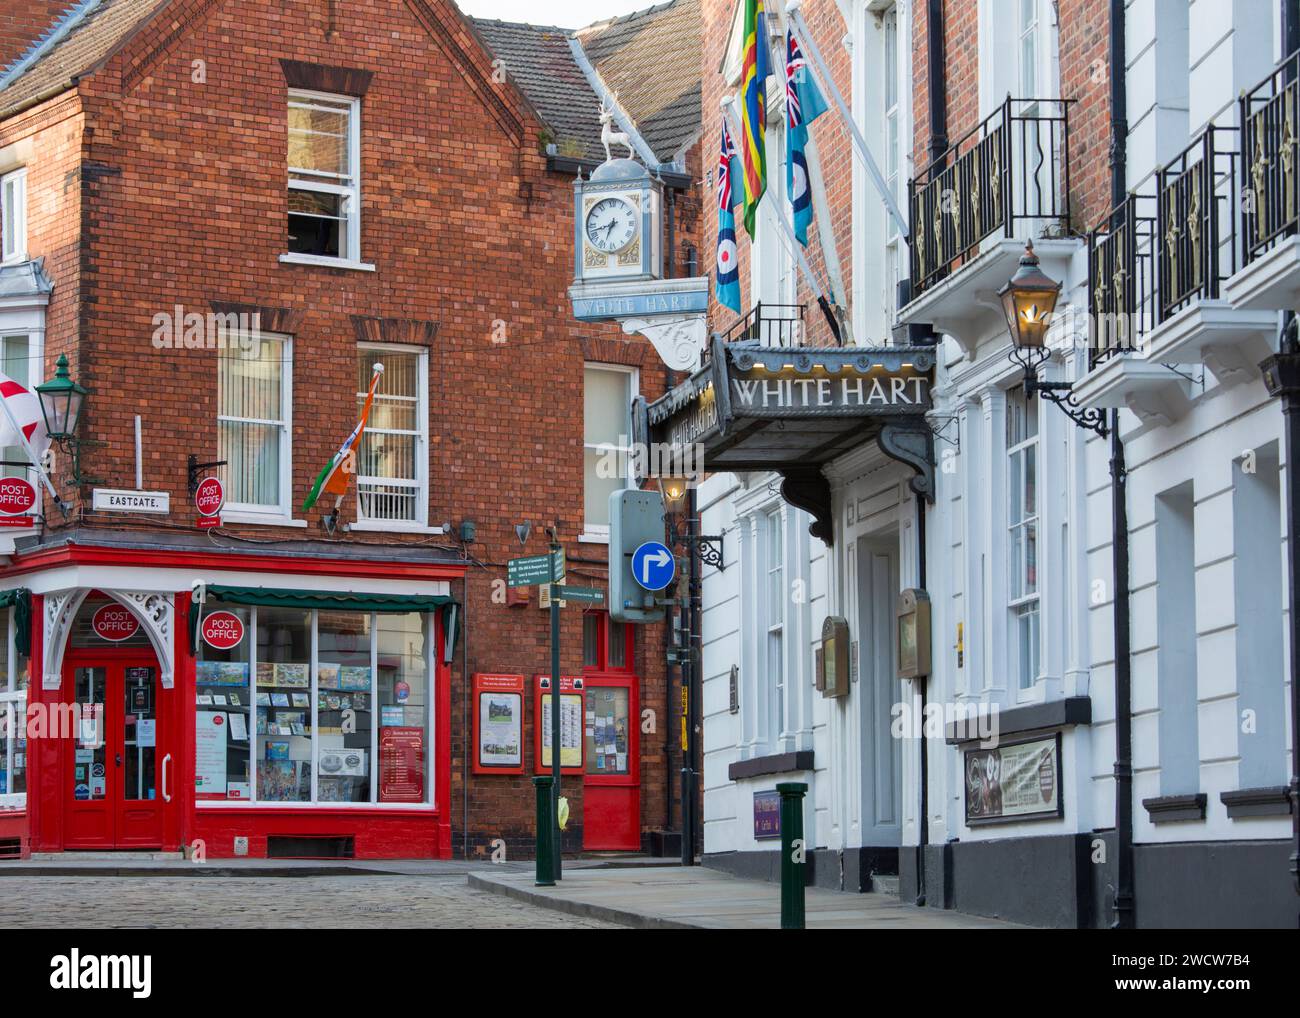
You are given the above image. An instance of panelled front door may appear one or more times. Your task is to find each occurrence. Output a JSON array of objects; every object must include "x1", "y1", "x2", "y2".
[{"x1": 63, "y1": 658, "x2": 168, "y2": 849}]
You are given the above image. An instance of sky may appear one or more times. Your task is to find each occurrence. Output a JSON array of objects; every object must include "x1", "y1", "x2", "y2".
[{"x1": 454, "y1": 0, "x2": 657, "y2": 29}]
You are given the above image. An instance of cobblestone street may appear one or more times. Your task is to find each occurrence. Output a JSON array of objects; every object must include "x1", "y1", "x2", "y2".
[{"x1": 0, "y1": 875, "x2": 625, "y2": 929}]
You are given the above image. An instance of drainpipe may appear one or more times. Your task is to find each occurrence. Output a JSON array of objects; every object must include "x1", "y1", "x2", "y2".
[
  {"x1": 915, "y1": 494, "x2": 928, "y2": 906},
  {"x1": 926, "y1": 0, "x2": 948, "y2": 166},
  {"x1": 1107, "y1": 0, "x2": 1136, "y2": 931},
  {"x1": 1263, "y1": 320, "x2": 1300, "y2": 908}
]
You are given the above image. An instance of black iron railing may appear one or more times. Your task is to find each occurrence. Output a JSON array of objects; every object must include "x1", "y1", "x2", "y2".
[
  {"x1": 718, "y1": 302, "x2": 807, "y2": 347},
  {"x1": 1241, "y1": 50, "x2": 1300, "y2": 265},
  {"x1": 908, "y1": 98, "x2": 1072, "y2": 297},
  {"x1": 1087, "y1": 195, "x2": 1157, "y2": 368},
  {"x1": 1156, "y1": 124, "x2": 1238, "y2": 320}
]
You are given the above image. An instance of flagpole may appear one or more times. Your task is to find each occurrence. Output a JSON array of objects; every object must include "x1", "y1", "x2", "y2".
[
  {"x1": 723, "y1": 97, "x2": 826, "y2": 304},
  {"x1": 765, "y1": 0, "x2": 852, "y2": 338},
  {"x1": 0, "y1": 393, "x2": 63, "y2": 513},
  {"x1": 786, "y1": 0, "x2": 909, "y2": 240}
]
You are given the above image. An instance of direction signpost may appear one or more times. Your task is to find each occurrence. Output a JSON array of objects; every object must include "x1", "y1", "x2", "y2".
[{"x1": 510, "y1": 542, "x2": 587, "y2": 882}]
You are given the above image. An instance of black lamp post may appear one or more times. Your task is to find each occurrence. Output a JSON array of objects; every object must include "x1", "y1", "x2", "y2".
[
  {"x1": 654, "y1": 474, "x2": 723, "y2": 865},
  {"x1": 35, "y1": 354, "x2": 89, "y2": 485},
  {"x1": 1000, "y1": 241, "x2": 1135, "y2": 929}
]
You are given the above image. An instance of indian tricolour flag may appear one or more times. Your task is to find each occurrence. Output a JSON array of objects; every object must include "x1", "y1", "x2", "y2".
[{"x1": 302, "y1": 362, "x2": 384, "y2": 512}]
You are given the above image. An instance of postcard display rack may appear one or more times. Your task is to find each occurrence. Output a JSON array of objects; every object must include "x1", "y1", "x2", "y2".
[{"x1": 254, "y1": 662, "x2": 372, "y2": 802}]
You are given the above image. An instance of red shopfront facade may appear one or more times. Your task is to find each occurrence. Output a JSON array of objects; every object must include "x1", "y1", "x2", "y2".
[{"x1": 0, "y1": 538, "x2": 464, "y2": 860}]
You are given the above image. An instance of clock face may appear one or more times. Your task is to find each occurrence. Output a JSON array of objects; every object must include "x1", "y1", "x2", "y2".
[{"x1": 585, "y1": 197, "x2": 639, "y2": 254}]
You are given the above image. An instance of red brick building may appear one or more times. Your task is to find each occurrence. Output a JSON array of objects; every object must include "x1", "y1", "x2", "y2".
[{"x1": 0, "y1": 0, "x2": 700, "y2": 860}]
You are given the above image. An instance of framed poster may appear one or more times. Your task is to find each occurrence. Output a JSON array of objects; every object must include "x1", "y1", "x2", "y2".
[
  {"x1": 195, "y1": 711, "x2": 228, "y2": 798},
  {"x1": 379, "y1": 726, "x2": 425, "y2": 803},
  {"x1": 533, "y1": 675, "x2": 584, "y2": 775},
  {"x1": 472, "y1": 673, "x2": 527, "y2": 775},
  {"x1": 753, "y1": 790, "x2": 781, "y2": 840},
  {"x1": 964, "y1": 733, "x2": 1062, "y2": 826}
]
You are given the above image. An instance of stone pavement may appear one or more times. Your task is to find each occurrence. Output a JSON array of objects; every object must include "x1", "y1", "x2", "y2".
[
  {"x1": 0, "y1": 873, "x2": 624, "y2": 928},
  {"x1": 469, "y1": 865, "x2": 1023, "y2": 929}
]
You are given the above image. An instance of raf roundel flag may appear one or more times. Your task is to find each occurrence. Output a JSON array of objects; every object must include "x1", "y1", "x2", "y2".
[
  {"x1": 786, "y1": 30, "x2": 829, "y2": 247},
  {"x1": 716, "y1": 121, "x2": 742, "y2": 313}
]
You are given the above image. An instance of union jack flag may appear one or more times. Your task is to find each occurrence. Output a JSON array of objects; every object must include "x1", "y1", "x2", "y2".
[{"x1": 718, "y1": 118, "x2": 739, "y2": 211}]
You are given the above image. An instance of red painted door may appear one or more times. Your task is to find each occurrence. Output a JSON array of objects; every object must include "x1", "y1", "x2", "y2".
[
  {"x1": 64, "y1": 657, "x2": 167, "y2": 849},
  {"x1": 581, "y1": 675, "x2": 640, "y2": 850}
]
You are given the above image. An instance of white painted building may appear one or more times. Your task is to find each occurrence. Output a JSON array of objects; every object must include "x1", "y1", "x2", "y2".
[{"x1": 686, "y1": 0, "x2": 1297, "y2": 927}]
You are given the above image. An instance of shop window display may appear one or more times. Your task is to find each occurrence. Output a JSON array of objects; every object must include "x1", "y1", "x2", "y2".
[
  {"x1": 194, "y1": 607, "x2": 252, "y2": 800},
  {"x1": 255, "y1": 608, "x2": 312, "y2": 802}
]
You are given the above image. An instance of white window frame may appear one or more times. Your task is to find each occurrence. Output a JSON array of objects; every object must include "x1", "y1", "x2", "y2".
[
  {"x1": 581, "y1": 363, "x2": 639, "y2": 542},
  {"x1": 0, "y1": 606, "x2": 28, "y2": 808},
  {"x1": 217, "y1": 332, "x2": 294, "y2": 523},
  {"x1": 281, "y1": 90, "x2": 371, "y2": 271},
  {"x1": 1006, "y1": 390, "x2": 1040, "y2": 690},
  {"x1": 352, "y1": 343, "x2": 429, "y2": 532},
  {"x1": 195, "y1": 607, "x2": 437, "y2": 810},
  {"x1": 1, "y1": 168, "x2": 27, "y2": 265}
]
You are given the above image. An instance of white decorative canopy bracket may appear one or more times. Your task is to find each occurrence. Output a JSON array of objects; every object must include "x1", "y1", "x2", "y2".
[
  {"x1": 43, "y1": 589, "x2": 89, "y2": 690},
  {"x1": 41, "y1": 589, "x2": 175, "y2": 690},
  {"x1": 622, "y1": 313, "x2": 707, "y2": 372}
]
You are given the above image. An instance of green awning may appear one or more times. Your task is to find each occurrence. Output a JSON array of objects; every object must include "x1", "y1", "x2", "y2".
[
  {"x1": 0, "y1": 588, "x2": 31, "y2": 657},
  {"x1": 203, "y1": 586, "x2": 452, "y2": 613},
  {"x1": 189, "y1": 586, "x2": 455, "y2": 655}
]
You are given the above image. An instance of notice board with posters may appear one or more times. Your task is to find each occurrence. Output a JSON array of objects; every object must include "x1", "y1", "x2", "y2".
[
  {"x1": 472, "y1": 673, "x2": 526, "y2": 775},
  {"x1": 534, "y1": 675, "x2": 584, "y2": 775},
  {"x1": 379, "y1": 726, "x2": 425, "y2": 802},
  {"x1": 963, "y1": 733, "x2": 1062, "y2": 825}
]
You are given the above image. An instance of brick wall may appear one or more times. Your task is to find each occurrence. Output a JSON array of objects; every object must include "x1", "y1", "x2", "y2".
[
  {"x1": 5, "y1": 0, "x2": 696, "y2": 857},
  {"x1": 1058, "y1": 0, "x2": 1112, "y2": 231}
]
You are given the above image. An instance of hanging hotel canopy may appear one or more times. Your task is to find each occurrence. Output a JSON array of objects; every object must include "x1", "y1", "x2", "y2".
[{"x1": 635, "y1": 335, "x2": 938, "y2": 544}]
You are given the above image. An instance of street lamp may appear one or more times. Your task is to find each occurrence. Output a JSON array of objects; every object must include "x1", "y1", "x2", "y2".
[
  {"x1": 1001, "y1": 241, "x2": 1108, "y2": 437},
  {"x1": 35, "y1": 353, "x2": 90, "y2": 485},
  {"x1": 1001, "y1": 239, "x2": 1135, "y2": 929}
]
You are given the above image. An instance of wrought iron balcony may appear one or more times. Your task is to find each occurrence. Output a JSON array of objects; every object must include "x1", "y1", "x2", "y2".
[
  {"x1": 1156, "y1": 124, "x2": 1239, "y2": 320},
  {"x1": 908, "y1": 98, "x2": 1073, "y2": 297},
  {"x1": 1240, "y1": 51, "x2": 1300, "y2": 266},
  {"x1": 717, "y1": 302, "x2": 808, "y2": 348},
  {"x1": 1086, "y1": 195, "x2": 1157, "y2": 368}
]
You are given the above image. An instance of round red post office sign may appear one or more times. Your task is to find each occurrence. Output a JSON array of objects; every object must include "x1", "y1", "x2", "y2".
[
  {"x1": 201, "y1": 610, "x2": 244, "y2": 650},
  {"x1": 195, "y1": 476, "x2": 224, "y2": 517},
  {"x1": 92, "y1": 603, "x2": 140, "y2": 642},
  {"x1": 0, "y1": 478, "x2": 36, "y2": 515}
]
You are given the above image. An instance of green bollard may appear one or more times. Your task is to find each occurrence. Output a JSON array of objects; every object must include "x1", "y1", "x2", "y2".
[
  {"x1": 533, "y1": 775, "x2": 555, "y2": 887},
  {"x1": 778, "y1": 781, "x2": 808, "y2": 929}
]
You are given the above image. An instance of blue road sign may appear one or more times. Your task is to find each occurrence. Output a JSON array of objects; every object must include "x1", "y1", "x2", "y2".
[{"x1": 632, "y1": 541, "x2": 676, "y2": 591}]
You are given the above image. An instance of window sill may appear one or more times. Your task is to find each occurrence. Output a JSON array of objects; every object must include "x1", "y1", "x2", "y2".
[
  {"x1": 1141, "y1": 793, "x2": 1207, "y2": 824},
  {"x1": 279, "y1": 253, "x2": 376, "y2": 272},
  {"x1": 221, "y1": 511, "x2": 308, "y2": 528},
  {"x1": 346, "y1": 521, "x2": 444, "y2": 535},
  {"x1": 1220, "y1": 786, "x2": 1292, "y2": 818}
]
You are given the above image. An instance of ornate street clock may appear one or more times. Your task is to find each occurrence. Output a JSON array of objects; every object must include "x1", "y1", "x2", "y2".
[{"x1": 574, "y1": 158, "x2": 663, "y2": 281}]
